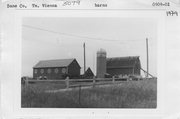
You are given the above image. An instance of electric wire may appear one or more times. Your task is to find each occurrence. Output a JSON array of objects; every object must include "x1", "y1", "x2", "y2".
[{"x1": 22, "y1": 24, "x2": 143, "y2": 43}]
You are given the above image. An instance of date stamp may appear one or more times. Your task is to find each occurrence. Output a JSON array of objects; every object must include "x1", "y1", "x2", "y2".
[{"x1": 166, "y1": 10, "x2": 178, "y2": 16}]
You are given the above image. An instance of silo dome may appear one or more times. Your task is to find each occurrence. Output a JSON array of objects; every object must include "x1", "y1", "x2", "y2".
[
  {"x1": 97, "y1": 48, "x2": 107, "y2": 57},
  {"x1": 97, "y1": 48, "x2": 106, "y2": 53}
]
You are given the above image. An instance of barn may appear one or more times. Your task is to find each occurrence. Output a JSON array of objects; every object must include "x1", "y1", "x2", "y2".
[
  {"x1": 33, "y1": 58, "x2": 81, "y2": 79},
  {"x1": 106, "y1": 56, "x2": 141, "y2": 76}
]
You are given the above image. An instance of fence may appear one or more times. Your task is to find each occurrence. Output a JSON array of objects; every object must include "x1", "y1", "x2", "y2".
[
  {"x1": 24, "y1": 77, "x2": 125, "y2": 88},
  {"x1": 23, "y1": 76, "x2": 154, "y2": 89}
]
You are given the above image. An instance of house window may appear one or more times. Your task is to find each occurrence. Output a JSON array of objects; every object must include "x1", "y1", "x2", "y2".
[
  {"x1": 55, "y1": 68, "x2": 58, "y2": 73},
  {"x1": 47, "y1": 69, "x2": 51, "y2": 74},
  {"x1": 34, "y1": 69, "x2": 38, "y2": 74},
  {"x1": 40, "y1": 69, "x2": 44, "y2": 74}
]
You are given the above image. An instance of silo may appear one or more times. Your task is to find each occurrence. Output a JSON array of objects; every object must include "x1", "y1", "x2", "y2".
[{"x1": 96, "y1": 48, "x2": 107, "y2": 78}]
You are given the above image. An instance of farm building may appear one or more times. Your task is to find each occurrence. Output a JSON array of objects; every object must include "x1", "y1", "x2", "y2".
[
  {"x1": 84, "y1": 67, "x2": 94, "y2": 78},
  {"x1": 33, "y1": 58, "x2": 81, "y2": 79},
  {"x1": 106, "y1": 56, "x2": 141, "y2": 76}
]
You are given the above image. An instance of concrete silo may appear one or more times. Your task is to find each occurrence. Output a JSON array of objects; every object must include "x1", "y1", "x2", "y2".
[{"x1": 96, "y1": 48, "x2": 107, "y2": 78}]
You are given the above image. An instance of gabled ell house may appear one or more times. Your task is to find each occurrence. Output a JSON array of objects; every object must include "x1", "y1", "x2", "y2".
[{"x1": 33, "y1": 58, "x2": 81, "y2": 79}]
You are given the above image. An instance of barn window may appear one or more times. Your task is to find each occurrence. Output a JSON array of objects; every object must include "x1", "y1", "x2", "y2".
[
  {"x1": 34, "y1": 69, "x2": 38, "y2": 74},
  {"x1": 40, "y1": 69, "x2": 44, "y2": 74},
  {"x1": 47, "y1": 69, "x2": 51, "y2": 74},
  {"x1": 62, "y1": 68, "x2": 66, "y2": 74},
  {"x1": 55, "y1": 68, "x2": 58, "y2": 73}
]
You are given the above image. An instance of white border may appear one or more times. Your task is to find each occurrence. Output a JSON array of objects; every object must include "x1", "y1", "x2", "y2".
[{"x1": 1, "y1": 9, "x2": 165, "y2": 118}]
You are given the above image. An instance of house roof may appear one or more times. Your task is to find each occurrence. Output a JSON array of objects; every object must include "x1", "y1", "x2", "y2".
[
  {"x1": 106, "y1": 56, "x2": 141, "y2": 68},
  {"x1": 33, "y1": 58, "x2": 76, "y2": 68}
]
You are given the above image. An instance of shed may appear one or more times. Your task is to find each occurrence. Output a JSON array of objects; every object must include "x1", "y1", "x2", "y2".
[
  {"x1": 84, "y1": 67, "x2": 94, "y2": 78},
  {"x1": 33, "y1": 58, "x2": 81, "y2": 79},
  {"x1": 106, "y1": 56, "x2": 141, "y2": 76}
]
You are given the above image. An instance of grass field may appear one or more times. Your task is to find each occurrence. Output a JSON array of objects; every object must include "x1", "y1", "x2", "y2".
[{"x1": 21, "y1": 79, "x2": 157, "y2": 108}]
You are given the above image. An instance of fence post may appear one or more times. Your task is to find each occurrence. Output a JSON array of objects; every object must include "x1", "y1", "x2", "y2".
[
  {"x1": 93, "y1": 77, "x2": 96, "y2": 87},
  {"x1": 66, "y1": 76, "x2": 69, "y2": 89},
  {"x1": 112, "y1": 76, "x2": 115, "y2": 83},
  {"x1": 25, "y1": 77, "x2": 29, "y2": 87},
  {"x1": 79, "y1": 85, "x2": 81, "y2": 106}
]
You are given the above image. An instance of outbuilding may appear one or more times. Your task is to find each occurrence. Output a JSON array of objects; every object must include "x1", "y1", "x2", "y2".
[
  {"x1": 33, "y1": 58, "x2": 81, "y2": 79},
  {"x1": 84, "y1": 67, "x2": 94, "y2": 79}
]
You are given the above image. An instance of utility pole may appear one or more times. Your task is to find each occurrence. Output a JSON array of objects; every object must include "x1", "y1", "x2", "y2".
[
  {"x1": 83, "y1": 42, "x2": 86, "y2": 74},
  {"x1": 146, "y1": 38, "x2": 149, "y2": 78}
]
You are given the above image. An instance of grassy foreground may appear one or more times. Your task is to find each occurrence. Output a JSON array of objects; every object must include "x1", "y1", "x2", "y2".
[{"x1": 21, "y1": 79, "x2": 157, "y2": 108}]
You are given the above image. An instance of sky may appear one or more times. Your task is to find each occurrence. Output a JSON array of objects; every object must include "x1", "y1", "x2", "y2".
[{"x1": 22, "y1": 17, "x2": 157, "y2": 77}]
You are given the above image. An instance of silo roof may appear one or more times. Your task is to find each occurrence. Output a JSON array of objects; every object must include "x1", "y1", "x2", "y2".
[{"x1": 97, "y1": 48, "x2": 106, "y2": 53}]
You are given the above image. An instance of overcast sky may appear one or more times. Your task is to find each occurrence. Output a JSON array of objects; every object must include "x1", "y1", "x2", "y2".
[{"x1": 22, "y1": 17, "x2": 157, "y2": 77}]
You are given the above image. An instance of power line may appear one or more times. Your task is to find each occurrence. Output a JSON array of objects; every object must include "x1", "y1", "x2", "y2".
[
  {"x1": 23, "y1": 24, "x2": 119, "y2": 42},
  {"x1": 23, "y1": 24, "x2": 144, "y2": 43}
]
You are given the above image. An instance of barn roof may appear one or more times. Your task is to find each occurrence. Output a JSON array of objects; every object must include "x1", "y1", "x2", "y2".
[
  {"x1": 33, "y1": 58, "x2": 76, "y2": 68},
  {"x1": 106, "y1": 56, "x2": 141, "y2": 68}
]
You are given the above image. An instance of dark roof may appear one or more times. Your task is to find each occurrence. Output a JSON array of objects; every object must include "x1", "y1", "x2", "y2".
[
  {"x1": 33, "y1": 58, "x2": 76, "y2": 68},
  {"x1": 106, "y1": 56, "x2": 141, "y2": 68}
]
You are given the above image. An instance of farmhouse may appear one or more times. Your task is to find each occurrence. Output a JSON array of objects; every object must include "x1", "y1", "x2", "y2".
[
  {"x1": 106, "y1": 56, "x2": 141, "y2": 76},
  {"x1": 33, "y1": 58, "x2": 81, "y2": 79}
]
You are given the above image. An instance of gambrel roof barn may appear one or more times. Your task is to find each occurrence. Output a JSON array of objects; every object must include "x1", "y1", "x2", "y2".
[{"x1": 106, "y1": 56, "x2": 141, "y2": 76}]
